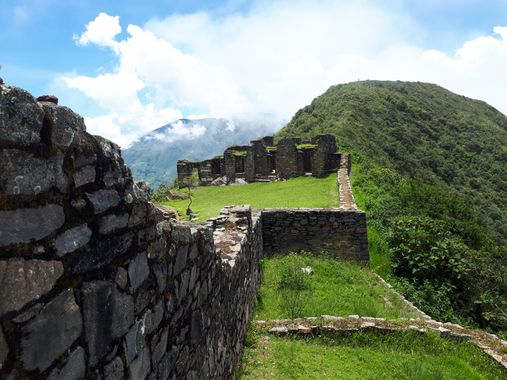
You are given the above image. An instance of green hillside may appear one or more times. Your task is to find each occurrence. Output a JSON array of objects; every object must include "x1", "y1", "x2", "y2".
[{"x1": 278, "y1": 81, "x2": 507, "y2": 334}]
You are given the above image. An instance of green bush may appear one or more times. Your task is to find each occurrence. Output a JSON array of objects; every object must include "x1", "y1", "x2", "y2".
[{"x1": 388, "y1": 216, "x2": 472, "y2": 285}]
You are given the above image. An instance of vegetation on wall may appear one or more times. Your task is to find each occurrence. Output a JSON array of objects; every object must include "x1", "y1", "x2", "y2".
[{"x1": 279, "y1": 80, "x2": 507, "y2": 333}]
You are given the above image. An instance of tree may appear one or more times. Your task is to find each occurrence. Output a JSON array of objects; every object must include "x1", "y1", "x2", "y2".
[{"x1": 180, "y1": 169, "x2": 200, "y2": 220}]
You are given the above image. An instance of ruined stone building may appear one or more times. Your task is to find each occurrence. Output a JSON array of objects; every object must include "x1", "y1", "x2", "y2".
[{"x1": 177, "y1": 134, "x2": 341, "y2": 186}]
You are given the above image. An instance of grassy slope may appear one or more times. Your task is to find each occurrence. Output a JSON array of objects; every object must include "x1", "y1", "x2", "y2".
[
  {"x1": 160, "y1": 174, "x2": 338, "y2": 221},
  {"x1": 239, "y1": 331, "x2": 506, "y2": 380},
  {"x1": 278, "y1": 80, "x2": 507, "y2": 244},
  {"x1": 255, "y1": 255, "x2": 420, "y2": 320}
]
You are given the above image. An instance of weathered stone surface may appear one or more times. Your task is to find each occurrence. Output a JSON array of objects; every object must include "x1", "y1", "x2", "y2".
[
  {"x1": 37, "y1": 95, "x2": 58, "y2": 104},
  {"x1": 128, "y1": 204, "x2": 147, "y2": 227},
  {"x1": 128, "y1": 252, "x2": 150, "y2": 291},
  {"x1": 104, "y1": 357, "x2": 124, "y2": 380},
  {"x1": 0, "y1": 204, "x2": 65, "y2": 246},
  {"x1": 0, "y1": 85, "x2": 44, "y2": 145},
  {"x1": 54, "y1": 224, "x2": 92, "y2": 256},
  {"x1": 129, "y1": 346, "x2": 151, "y2": 380},
  {"x1": 0, "y1": 258, "x2": 63, "y2": 315},
  {"x1": 152, "y1": 263, "x2": 167, "y2": 292},
  {"x1": 149, "y1": 300, "x2": 164, "y2": 334},
  {"x1": 151, "y1": 328, "x2": 168, "y2": 365},
  {"x1": 86, "y1": 189, "x2": 120, "y2": 214},
  {"x1": 0, "y1": 326, "x2": 8, "y2": 370},
  {"x1": 0, "y1": 149, "x2": 68, "y2": 195},
  {"x1": 123, "y1": 318, "x2": 146, "y2": 365},
  {"x1": 66, "y1": 232, "x2": 133, "y2": 275},
  {"x1": 74, "y1": 165, "x2": 96, "y2": 188},
  {"x1": 82, "y1": 281, "x2": 134, "y2": 366},
  {"x1": 47, "y1": 346, "x2": 86, "y2": 380},
  {"x1": 173, "y1": 245, "x2": 188, "y2": 276},
  {"x1": 115, "y1": 267, "x2": 129, "y2": 290},
  {"x1": 40, "y1": 102, "x2": 86, "y2": 148},
  {"x1": 99, "y1": 213, "x2": 129, "y2": 235},
  {"x1": 21, "y1": 289, "x2": 82, "y2": 371}
]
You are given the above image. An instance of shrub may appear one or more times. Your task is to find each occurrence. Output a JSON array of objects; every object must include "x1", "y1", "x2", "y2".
[{"x1": 388, "y1": 216, "x2": 472, "y2": 285}]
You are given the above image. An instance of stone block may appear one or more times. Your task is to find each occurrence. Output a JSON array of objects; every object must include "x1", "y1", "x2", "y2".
[
  {"x1": 82, "y1": 281, "x2": 134, "y2": 366},
  {"x1": 129, "y1": 346, "x2": 151, "y2": 380},
  {"x1": 0, "y1": 149, "x2": 68, "y2": 195},
  {"x1": 128, "y1": 252, "x2": 150, "y2": 291},
  {"x1": 123, "y1": 318, "x2": 147, "y2": 365},
  {"x1": 47, "y1": 346, "x2": 85, "y2": 380},
  {"x1": 173, "y1": 245, "x2": 188, "y2": 276},
  {"x1": 74, "y1": 165, "x2": 96, "y2": 188},
  {"x1": 0, "y1": 258, "x2": 63, "y2": 315},
  {"x1": 21, "y1": 289, "x2": 82, "y2": 371},
  {"x1": 66, "y1": 232, "x2": 133, "y2": 274},
  {"x1": 0, "y1": 325, "x2": 8, "y2": 370},
  {"x1": 86, "y1": 189, "x2": 120, "y2": 214},
  {"x1": 152, "y1": 262, "x2": 167, "y2": 292},
  {"x1": 40, "y1": 103, "x2": 86, "y2": 148},
  {"x1": 99, "y1": 213, "x2": 129, "y2": 235},
  {"x1": 151, "y1": 328, "x2": 168, "y2": 366},
  {"x1": 54, "y1": 224, "x2": 92, "y2": 256},
  {"x1": 0, "y1": 204, "x2": 65, "y2": 247},
  {"x1": 104, "y1": 357, "x2": 124, "y2": 380},
  {"x1": 0, "y1": 85, "x2": 44, "y2": 146},
  {"x1": 128, "y1": 203, "x2": 147, "y2": 227}
]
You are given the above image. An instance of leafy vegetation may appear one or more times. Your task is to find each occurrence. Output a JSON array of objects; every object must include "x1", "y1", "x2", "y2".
[
  {"x1": 255, "y1": 253, "x2": 421, "y2": 320},
  {"x1": 238, "y1": 330, "x2": 506, "y2": 379},
  {"x1": 279, "y1": 80, "x2": 507, "y2": 333},
  {"x1": 159, "y1": 174, "x2": 338, "y2": 221},
  {"x1": 296, "y1": 143, "x2": 316, "y2": 150},
  {"x1": 231, "y1": 150, "x2": 248, "y2": 157}
]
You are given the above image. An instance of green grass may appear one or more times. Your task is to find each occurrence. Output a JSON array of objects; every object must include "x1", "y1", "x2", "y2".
[
  {"x1": 161, "y1": 173, "x2": 338, "y2": 221},
  {"x1": 255, "y1": 254, "x2": 421, "y2": 320},
  {"x1": 238, "y1": 330, "x2": 506, "y2": 380}
]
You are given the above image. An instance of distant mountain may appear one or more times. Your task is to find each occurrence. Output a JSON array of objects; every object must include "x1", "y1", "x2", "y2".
[{"x1": 123, "y1": 118, "x2": 276, "y2": 188}]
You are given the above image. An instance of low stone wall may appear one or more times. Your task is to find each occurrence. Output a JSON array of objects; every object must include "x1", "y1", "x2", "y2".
[
  {"x1": 261, "y1": 209, "x2": 369, "y2": 264},
  {"x1": 0, "y1": 84, "x2": 262, "y2": 379},
  {"x1": 257, "y1": 316, "x2": 507, "y2": 371}
]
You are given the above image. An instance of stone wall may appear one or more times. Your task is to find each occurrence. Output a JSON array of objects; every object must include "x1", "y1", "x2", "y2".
[
  {"x1": 0, "y1": 84, "x2": 262, "y2": 380},
  {"x1": 0, "y1": 83, "x2": 369, "y2": 380},
  {"x1": 261, "y1": 209, "x2": 369, "y2": 264},
  {"x1": 176, "y1": 134, "x2": 341, "y2": 186}
]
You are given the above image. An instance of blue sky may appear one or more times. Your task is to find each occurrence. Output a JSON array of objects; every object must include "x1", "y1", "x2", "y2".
[{"x1": 1, "y1": 0, "x2": 507, "y2": 146}]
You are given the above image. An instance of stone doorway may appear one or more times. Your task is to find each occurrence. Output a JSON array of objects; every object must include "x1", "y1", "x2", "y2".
[
  {"x1": 235, "y1": 157, "x2": 245, "y2": 173},
  {"x1": 268, "y1": 153, "x2": 276, "y2": 173},
  {"x1": 302, "y1": 150, "x2": 312, "y2": 173}
]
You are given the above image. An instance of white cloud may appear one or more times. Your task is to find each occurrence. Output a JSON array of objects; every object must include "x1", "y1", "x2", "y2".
[
  {"x1": 63, "y1": 2, "x2": 507, "y2": 147},
  {"x1": 147, "y1": 120, "x2": 207, "y2": 143},
  {"x1": 74, "y1": 12, "x2": 121, "y2": 52}
]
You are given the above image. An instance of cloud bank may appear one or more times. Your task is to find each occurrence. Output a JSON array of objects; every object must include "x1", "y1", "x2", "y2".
[{"x1": 63, "y1": 2, "x2": 507, "y2": 147}]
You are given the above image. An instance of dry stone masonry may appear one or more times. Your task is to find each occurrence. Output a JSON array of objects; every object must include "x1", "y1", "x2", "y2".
[
  {"x1": 177, "y1": 134, "x2": 342, "y2": 186},
  {"x1": 0, "y1": 83, "x2": 369, "y2": 379}
]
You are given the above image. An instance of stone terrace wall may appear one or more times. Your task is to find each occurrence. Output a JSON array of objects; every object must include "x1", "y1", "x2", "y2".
[
  {"x1": 0, "y1": 84, "x2": 262, "y2": 380},
  {"x1": 261, "y1": 209, "x2": 369, "y2": 264}
]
